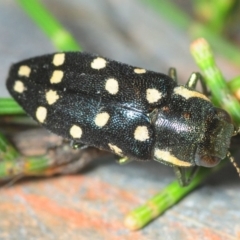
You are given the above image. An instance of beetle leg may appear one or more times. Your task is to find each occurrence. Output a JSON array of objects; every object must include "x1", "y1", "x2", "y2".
[
  {"x1": 174, "y1": 166, "x2": 199, "y2": 186},
  {"x1": 168, "y1": 68, "x2": 178, "y2": 82},
  {"x1": 115, "y1": 156, "x2": 132, "y2": 165},
  {"x1": 186, "y1": 72, "x2": 209, "y2": 96},
  {"x1": 70, "y1": 140, "x2": 88, "y2": 150}
]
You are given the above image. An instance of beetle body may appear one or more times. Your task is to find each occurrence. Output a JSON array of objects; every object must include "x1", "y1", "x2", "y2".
[{"x1": 6, "y1": 52, "x2": 234, "y2": 171}]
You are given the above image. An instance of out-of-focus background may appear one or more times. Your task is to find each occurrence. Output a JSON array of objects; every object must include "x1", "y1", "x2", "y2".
[{"x1": 0, "y1": 0, "x2": 240, "y2": 239}]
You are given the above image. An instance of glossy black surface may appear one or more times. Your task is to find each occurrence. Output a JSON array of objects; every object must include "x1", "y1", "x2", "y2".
[{"x1": 6, "y1": 52, "x2": 234, "y2": 165}]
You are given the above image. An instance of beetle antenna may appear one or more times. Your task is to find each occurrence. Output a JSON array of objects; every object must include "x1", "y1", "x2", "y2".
[{"x1": 227, "y1": 152, "x2": 240, "y2": 178}]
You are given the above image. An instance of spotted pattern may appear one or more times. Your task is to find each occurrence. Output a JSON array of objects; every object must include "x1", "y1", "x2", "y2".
[
  {"x1": 8, "y1": 52, "x2": 217, "y2": 166},
  {"x1": 91, "y1": 57, "x2": 107, "y2": 70},
  {"x1": 36, "y1": 106, "x2": 47, "y2": 123},
  {"x1": 105, "y1": 78, "x2": 119, "y2": 95},
  {"x1": 134, "y1": 68, "x2": 146, "y2": 74},
  {"x1": 45, "y1": 89, "x2": 59, "y2": 105},
  {"x1": 70, "y1": 125, "x2": 83, "y2": 139},
  {"x1": 146, "y1": 88, "x2": 162, "y2": 103},
  {"x1": 50, "y1": 70, "x2": 64, "y2": 84},
  {"x1": 154, "y1": 149, "x2": 192, "y2": 167},
  {"x1": 95, "y1": 112, "x2": 110, "y2": 127},
  {"x1": 134, "y1": 126, "x2": 149, "y2": 141},
  {"x1": 18, "y1": 65, "x2": 31, "y2": 77},
  {"x1": 174, "y1": 86, "x2": 210, "y2": 102},
  {"x1": 13, "y1": 80, "x2": 25, "y2": 93},
  {"x1": 108, "y1": 143, "x2": 123, "y2": 156},
  {"x1": 52, "y1": 53, "x2": 65, "y2": 66}
]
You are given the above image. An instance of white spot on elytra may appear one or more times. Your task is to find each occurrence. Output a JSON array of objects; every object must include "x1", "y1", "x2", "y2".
[
  {"x1": 91, "y1": 57, "x2": 106, "y2": 70},
  {"x1": 13, "y1": 80, "x2": 25, "y2": 93},
  {"x1": 18, "y1": 65, "x2": 31, "y2": 77},
  {"x1": 108, "y1": 143, "x2": 123, "y2": 156},
  {"x1": 134, "y1": 126, "x2": 149, "y2": 141},
  {"x1": 174, "y1": 86, "x2": 210, "y2": 101},
  {"x1": 36, "y1": 106, "x2": 47, "y2": 123},
  {"x1": 154, "y1": 149, "x2": 192, "y2": 167},
  {"x1": 70, "y1": 125, "x2": 83, "y2": 139},
  {"x1": 45, "y1": 90, "x2": 59, "y2": 105},
  {"x1": 52, "y1": 53, "x2": 65, "y2": 66},
  {"x1": 50, "y1": 70, "x2": 64, "y2": 84},
  {"x1": 105, "y1": 78, "x2": 119, "y2": 95},
  {"x1": 134, "y1": 68, "x2": 146, "y2": 74},
  {"x1": 95, "y1": 112, "x2": 110, "y2": 127},
  {"x1": 146, "y1": 88, "x2": 162, "y2": 103}
]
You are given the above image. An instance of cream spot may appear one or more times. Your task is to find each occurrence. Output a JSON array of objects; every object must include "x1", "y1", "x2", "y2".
[
  {"x1": 174, "y1": 86, "x2": 210, "y2": 101},
  {"x1": 70, "y1": 125, "x2": 83, "y2": 139},
  {"x1": 154, "y1": 149, "x2": 192, "y2": 167},
  {"x1": 13, "y1": 80, "x2": 25, "y2": 93},
  {"x1": 134, "y1": 68, "x2": 146, "y2": 74},
  {"x1": 146, "y1": 88, "x2": 162, "y2": 103},
  {"x1": 91, "y1": 57, "x2": 107, "y2": 70},
  {"x1": 95, "y1": 112, "x2": 110, "y2": 127},
  {"x1": 50, "y1": 70, "x2": 64, "y2": 84},
  {"x1": 36, "y1": 106, "x2": 47, "y2": 123},
  {"x1": 134, "y1": 126, "x2": 149, "y2": 141},
  {"x1": 18, "y1": 65, "x2": 31, "y2": 77},
  {"x1": 108, "y1": 143, "x2": 123, "y2": 156},
  {"x1": 105, "y1": 78, "x2": 119, "y2": 95},
  {"x1": 45, "y1": 90, "x2": 59, "y2": 105},
  {"x1": 52, "y1": 53, "x2": 65, "y2": 66}
]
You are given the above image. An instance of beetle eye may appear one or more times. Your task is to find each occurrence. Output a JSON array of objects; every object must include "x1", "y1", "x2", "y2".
[{"x1": 196, "y1": 155, "x2": 221, "y2": 167}]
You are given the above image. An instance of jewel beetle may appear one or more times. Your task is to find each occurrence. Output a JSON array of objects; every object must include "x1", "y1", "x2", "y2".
[{"x1": 6, "y1": 52, "x2": 235, "y2": 186}]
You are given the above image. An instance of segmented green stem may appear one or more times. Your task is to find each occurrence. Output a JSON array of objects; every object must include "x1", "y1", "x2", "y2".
[
  {"x1": 0, "y1": 98, "x2": 24, "y2": 115},
  {"x1": 190, "y1": 38, "x2": 240, "y2": 125},
  {"x1": 192, "y1": 0, "x2": 234, "y2": 33},
  {"x1": 3, "y1": 1, "x2": 240, "y2": 230},
  {"x1": 16, "y1": 0, "x2": 81, "y2": 51},
  {"x1": 228, "y1": 76, "x2": 240, "y2": 102},
  {"x1": 0, "y1": 133, "x2": 51, "y2": 180},
  {"x1": 125, "y1": 38, "x2": 240, "y2": 230},
  {"x1": 140, "y1": 0, "x2": 240, "y2": 65},
  {"x1": 1, "y1": 0, "x2": 82, "y2": 179},
  {"x1": 124, "y1": 163, "x2": 224, "y2": 230}
]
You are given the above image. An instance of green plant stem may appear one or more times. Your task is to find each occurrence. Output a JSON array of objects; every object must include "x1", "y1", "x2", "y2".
[
  {"x1": 140, "y1": 0, "x2": 240, "y2": 65},
  {"x1": 190, "y1": 38, "x2": 240, "y2": 125},
  {"x1": 0, "y1": 98, "x2": 24, "y2": 115},
  {"x1": 228, "y1": 76, "x2": 240, "y2": 101},
  {"x1": 6, "y1": 1, "x2": 239, "y2": 231},
  {"x1": 192, "y1": 0, "x2": 234, "y2": 33},
  {"x1": 0, "y1": 132, "x2": 56, "y2": 180},
  {"x1": 124, "y1": 163, "x2": 224, "y2": 230},
  {"x1": 125, "y1": 38, "x2": 240, "y2": 230},
  {"x1": 190, "y1": 24, "x2": 240, "y2": 65},
  {"x1": 16, "y1": 0, "x2": 81, "y2": 51}
]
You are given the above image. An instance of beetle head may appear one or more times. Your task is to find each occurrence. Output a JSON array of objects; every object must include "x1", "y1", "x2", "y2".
[{"x1": 195, "y1": 107, "x2": 234, "y2": 167}]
